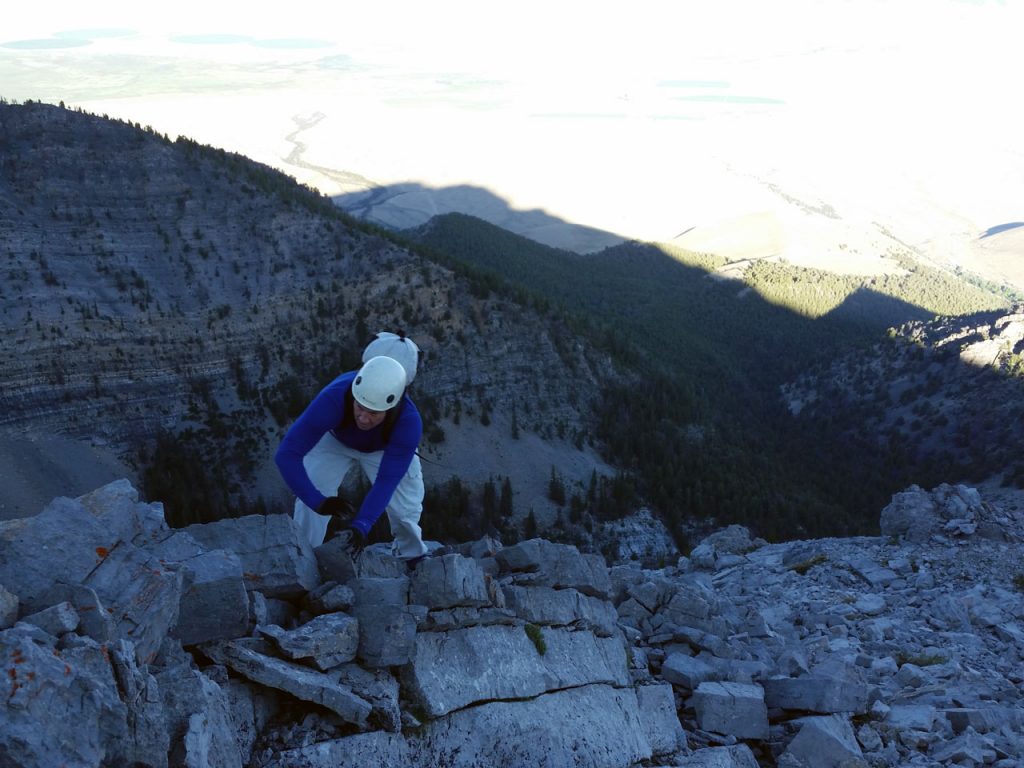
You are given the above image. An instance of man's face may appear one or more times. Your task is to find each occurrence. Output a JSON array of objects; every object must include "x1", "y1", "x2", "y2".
[{"x1": 354, "y1": 401, "x2": 387, "y2": 431}]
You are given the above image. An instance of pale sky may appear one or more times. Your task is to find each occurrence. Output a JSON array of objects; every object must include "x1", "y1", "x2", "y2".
[
  {"x1": 3, "y1": 1, "x2": 1022, "y2": 272},
  {"x1": 6, "y1": 1, "x2": 1019, "y2": 104}
]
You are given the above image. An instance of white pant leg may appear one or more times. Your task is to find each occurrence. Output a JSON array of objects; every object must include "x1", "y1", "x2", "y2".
[
  {"x1": 293, "y1": 433, "x2": 356, "y2": 548},
  {"x1": 357, "y1": 452, "x2": 427, "y2": 560}
]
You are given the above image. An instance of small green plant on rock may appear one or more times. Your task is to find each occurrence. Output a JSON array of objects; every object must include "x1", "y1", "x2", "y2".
[
  {"x1": 896, "y1": 652, "x2": 947, "y2": 667},
  {"x1": 524, "y1": 623, "x2": 547, "y2": 655},
  {"x1": 788, "y1": 553, "x2": 828, "y2": 575}
]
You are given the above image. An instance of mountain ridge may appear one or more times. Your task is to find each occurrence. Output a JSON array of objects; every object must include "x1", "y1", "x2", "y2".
[{"x1": 4, "y1": 99, "x2": 1022, "y2": 555}]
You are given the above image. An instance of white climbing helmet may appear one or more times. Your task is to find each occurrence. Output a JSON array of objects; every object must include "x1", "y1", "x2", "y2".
[
  {"x1": 362, "y1": 331, "x2": 421, "y2": 384},
  {"x1": 352, "y1": 356, "x2": 408, "y2": 411}
]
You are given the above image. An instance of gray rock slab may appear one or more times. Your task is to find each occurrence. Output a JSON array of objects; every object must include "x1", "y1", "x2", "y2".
[
  {"x1": 880, "y1": 485, "x2": 939, "y2": 542},
  {"x1": 313, "y1": 535, "x2": 358, "y2": 584},
  {"x1": 108, "y1": 639, "x2": 171, "y2": 768},
  {"x1": 150, "y1": 531, "x2": 251, "y2": 645},
  {"x1": 182, "y1": 513, "x2": 319, "y2": 598},
  {"x1": 895, "y1": 662, "x2": 932, "y2": 688},
  {"x1": 496, "y1": 538, "x2": 612, "y2": 598},
  {"x1": 503, "y1": 584, "x2": 619, "y2": 636},
  {"x1": 884, "y1": 704, "x2": 937, "y2": 731},
  {"x1": 763, "y1": 672, "x2": 870, "y2": 714},
  {"x1": 21, "y1": 600, "x2": 79, "y2": 636},
  {"x1": 251, "y1": 591, "x2": 298, "y2": 629},
  {"x1": 156, "y1": 658, "x2": 242, "y2": 768},
  {"x1": 409, "y1": 553, "x2": 490, "y2": 609},
  {"x1": 854, "y1": 594, "x2": 886, "y2": 616},
  {"x1": 304, "y1": 582, "x2": 355, "y2": 614},
  {"x1": 76, "y1": 479, "x2": 169, "y2": 547},
  {"x1": 357, "y1": 605, "x2": 418, "y2": 668},
  {"x1": 350, "y1": 577, "x2": 417, "y2": 667},
  {"x1": 637, "y1": 682, "x2": 687, "y2": 756},
  {"x1": 0, "y1": 496, "x2": 122, "y2": 612},
  {"x1": 350, "y1": 576, "x2": 417, "y2": 667},
  {"x1": 688, "y1": 542, "x2": 717, "y2": 570},
  {"x1": 711, "y1": 657, "x2": 771, "y2": 685},
  {"x1": 618, "y1": 596, "x2": 654, "y2": 625},
  {"x1": 84, "y1": 540, "x2": 184, "y2": 665},
  {"x1": 931, "y1": 730, "x2": 997, "y2": 764},
  {"x1": 182, "y1": 707, "x2": 244, "y2": 768},
  {"x1": 404, "y1": 623, "x2": 630, "y2": 718},
  {"x1": 856, "y1": 723, "x2": 883, "y2": 752},
  {"x1": 690, "y1": 681, "x2": 769, "y2": 740},
  {"x1": 258, "y1": 612, "x2": 359, "y2": 670},
  {"x1": 782, "y1": 542, "x2": 828, "y2": 570},
  {"x1": 266, "y1": 731, "x2": 411, "y2": 768},
  {"x1": 943, "y1": 706, "x2": 1017, "y2": 734},
  {"x1": 37, "y1": 582, "x2": 115, "y2": 642},
  {"x1": 673, "y1": 745, "x2": 761, "y2": 767},
  {"x1": 0, "y1": 624, "x2": 131, "y2": 768},
  {"x1": 773, "y1": 648, "x2": 811, "y2": 678},
  {"x1": 781, "y1": 714, "x2": 867, "y2": 768},
  {"x1": 413, "y1": 683, "x2": 651, "y2": 768},
  {"x1": 625, "y1": 578, "x2": 671, "y2": 613},
  {"x1": 844, "y1": 556, "x2": 898, "y2": 588},
  {"x1": 330, "y1": 664, "x2": 403, "y2": 733},
  {"x1": 351, "y1": 575, "x2": 409, "y2": 608},
  {"x1": 221, "y1": 678, "x2": 280, "y2": 766},
  {"x1": 927, "y1": 593, "x2": 972, "y2": 632},
  {"x1": 662, "y1": 651, "x2": 716, "y2": 689},
  {"x1": 175, "y1": 555, "x2": 250, "y2": 646},
  {"x1": 697, "y1": 524, "x2": 765, "y2": 555},
  {"x1": 354, "y1": 545, "x2": 409, "y2": 578},
  {"x1": 421, "y1": 605, "x2": 518, "y2": 631},
  {"x1": 880, "y1": 483, "x2": 990, "y2": 544},
  {"x1": 200, "y1": 639, "x2": 372, "y2": 727},
  {"x1": 659, "y1": 579, "x2": 731, "y2": 637}
]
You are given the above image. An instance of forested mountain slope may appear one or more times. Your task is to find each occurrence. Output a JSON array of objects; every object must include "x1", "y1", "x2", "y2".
[
  {"x1": 407, "y1": 212, "x2": 1019, "y2": 540},
  {"x1": 785, "y1": 307, "x2": 1024, "y2": 489},
  {"x1": 0, "y1": 101, "x2": 619, "y2": 538}
]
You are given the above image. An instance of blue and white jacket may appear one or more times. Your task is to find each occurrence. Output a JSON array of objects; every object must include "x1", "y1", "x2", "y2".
[{"x1": 275, "y1": 371, "x2": 422, "y2": 537}]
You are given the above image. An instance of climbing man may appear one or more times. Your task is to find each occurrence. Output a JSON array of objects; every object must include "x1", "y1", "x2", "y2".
[{"x1": 275, "y1": 332, "x2": 427, "y2": 563}]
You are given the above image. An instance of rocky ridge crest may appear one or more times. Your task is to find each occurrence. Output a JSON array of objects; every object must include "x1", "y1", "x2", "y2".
[{"x1": 2, "y1": 480, "x2": 1023, "y2": 767}]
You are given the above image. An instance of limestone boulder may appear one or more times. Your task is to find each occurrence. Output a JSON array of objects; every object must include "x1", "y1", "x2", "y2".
[
  {"x1": 182, "y1": 513, "x2": 320, "y2": 598},
  {"x1": 403, "y1": 623, "x2": 630, "y2": 718}
]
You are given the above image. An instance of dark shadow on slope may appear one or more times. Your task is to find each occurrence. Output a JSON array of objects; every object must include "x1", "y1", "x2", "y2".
[
  {"x1": 822, "y1": 286, "x2": 934, "y2": 328},
  {"x1": 396, "y1": 210, "x2": 1024, "y2": 540},
  {"x1": 334, "y1": 182, "x2": 625, "y2": 254},
  {"x1": 981, "y1": 222, "x2": 1024, "y2": 238}
]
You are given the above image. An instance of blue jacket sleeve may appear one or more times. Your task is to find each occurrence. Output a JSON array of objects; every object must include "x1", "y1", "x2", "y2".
[
  {"x1": 274, "y1": 385, "x2": 346, "y2": 512},
  {"x1": 350, "y1": 405, "x2": 423, "y2": 537}
]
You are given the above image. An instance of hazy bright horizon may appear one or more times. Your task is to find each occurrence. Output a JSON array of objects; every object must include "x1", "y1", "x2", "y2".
[{"x1": 3, "y1": 1, "x2": 1022, "y2": 282}]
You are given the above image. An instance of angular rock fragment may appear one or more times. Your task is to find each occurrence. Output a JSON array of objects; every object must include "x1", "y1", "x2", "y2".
[
  {"x1": 690, "y1": 681, "x2": 769, "y2": 740},
  {"x1": 200, "y1": 638, "x2": 372, "y2": 727},
  {"x1": 258, "y1": 612, "x2": 359, "y2": 670}
]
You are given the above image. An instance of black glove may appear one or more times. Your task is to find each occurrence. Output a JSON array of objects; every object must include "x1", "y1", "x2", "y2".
[
  {"x1": 334, "y1": 527, "x2": 366, "y2": 559},
  {"x1": 318, "y1": 495, "x2": 355, "y2": 519},
  {"x1": 319, "y1": 495, "x2": 356, "y2": 542}
]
